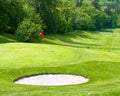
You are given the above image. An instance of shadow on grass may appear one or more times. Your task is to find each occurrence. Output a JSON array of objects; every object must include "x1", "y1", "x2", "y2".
[
  {"x1": 43, "y1": 40, "x2": 99, "y2": 49},
  {"x1": 42, "y1": 31, "x2": 100, "y2": 48},
  {"x1": 96, "y1": 28, "x2": 114, "y2": 33},
  {"x1": 43, "y1": 35, "x2": 120, "y2": 50},
  {"x1": 0, "y1": 38, "x2": 14, "y2": 44},
  {"x1": 0, "y1": 38, "x2": 15, "y2": 44},
  {"x1": 42, "y1": 30, "x2": 120, "y2": 50},
  {"x1": 0, "y1": 33, "x2": 17, "y2": 44},
  {"x1": 43, "y1": 41, "x2": 120, "y2": 51}
]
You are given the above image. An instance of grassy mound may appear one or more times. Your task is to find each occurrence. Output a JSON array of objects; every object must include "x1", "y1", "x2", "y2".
[{"x1": 0, "y1": 28, "x2": 120, "y2": 96}]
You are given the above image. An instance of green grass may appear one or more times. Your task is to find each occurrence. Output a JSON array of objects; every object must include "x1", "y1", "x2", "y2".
[{"x1": 0, "y1": 28, "x2": 120, "y2": 96}]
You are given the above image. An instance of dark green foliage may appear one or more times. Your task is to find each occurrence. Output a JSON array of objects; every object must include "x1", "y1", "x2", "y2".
[
  {"x1": 117, "y1": 15, "x2": 120, "y2": 27},
  {"x1": 91, "y1": 0, "x2": 100, "y2": 10},
  {"x1": 76, "y1": 0, "x2": 84, "y2": 7},
  {"x1": 1, "y1": 0, "x2": 120, "y2": 41},
  {"x1": 0, "y1": 0, "x2": 44, "y2": 41},
  {"x1": 74, "y1": 11, "x2": 95, "y2": 30},
  {"x1": 92, "y1": 10, "x2": 110, "y2": 29},
  {"x1": 74, "y1": 0, "x2": 120, "y2": 30},
  {"x1": 15, "y1": 0, "x2": 45, "y2": 41},
  {"x1": 56, "y1": 0, "x2": 75, "y2": 34},
  {"x1": 16, "y1": 14, "x2": 43, "y2": 41},
  {"x1": 34, "y1": 0, "x2": 75, "y2": 34},
  {"x1": 0, "y1": 0, "x2": 24, "y2": 33},
  {"x1": 35, "y1": 0, "x2": 59, "y2": 34},
  {"x1": 0, "y1": 0, "x2": 9, "y2": 32}
]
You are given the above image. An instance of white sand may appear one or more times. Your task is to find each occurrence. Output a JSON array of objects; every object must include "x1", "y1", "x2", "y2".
[{"x1": 15, "y1": 74, "x2": 89, "y2": 86}]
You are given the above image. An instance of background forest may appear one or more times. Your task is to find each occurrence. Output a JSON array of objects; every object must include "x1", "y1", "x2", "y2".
[{"x1": 0, "y1": 0, "x2": 120, "y2": 41}]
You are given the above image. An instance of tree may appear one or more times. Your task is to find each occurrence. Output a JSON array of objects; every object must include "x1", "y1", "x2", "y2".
[
  {"x1": 56, "y1": 0, "x2": 75, "y2": 34},
  {"x1": 0, "y1": 0, "x2": 24, "y2": 33},
  {"x1": 117, "y1": 15, "x2": 120, "y2": 27},
  {"x1": 35, "y1": 0, "x2": 59, "y2": 34},
  {"x1": 15, "y1": 0, "x2": 44, "y2": 41},
  {"x1": 73, "y1": 8, "x2": 95, "y2": 30},
  {"x1": 92, "y1": 10, "x2": 110, "y2": 29},
  {"x1": 104, "y1": 1, "x2": 119, "y2": 27},
  {"x1": 76, "y1": 0, "x2": 84, "y2": 7},
  {"x1": 91, "y1": 0, "x2": 100, "y2": 10},
  {"x1": 0, "y1": 0, "x2": 9, "y2": 32},
  {"x1": 1, "y1": 0, "x2": 120, "y2": 37}
]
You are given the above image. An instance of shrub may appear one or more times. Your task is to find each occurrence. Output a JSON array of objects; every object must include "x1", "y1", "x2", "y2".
[{"x1": 16, "y1": 16, "x2": 43, "y2": 42}]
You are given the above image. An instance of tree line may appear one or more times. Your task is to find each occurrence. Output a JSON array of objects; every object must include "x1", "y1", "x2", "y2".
[{"x1": 0, "y1": 0, "x2": 120, "y2": 41}]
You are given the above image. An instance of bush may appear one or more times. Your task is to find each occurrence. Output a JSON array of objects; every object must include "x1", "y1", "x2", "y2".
[{"x1": 16, "y1": 17, "x2": 43, "y2": 42}]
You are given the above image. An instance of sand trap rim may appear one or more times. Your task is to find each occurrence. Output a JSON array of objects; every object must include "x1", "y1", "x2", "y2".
[
  {"x1": 14, "y1": 73, "x2": 89, "y2": 86},
  {"x1": 14, "y1": 73, "x2": 88, "y2": 82}
]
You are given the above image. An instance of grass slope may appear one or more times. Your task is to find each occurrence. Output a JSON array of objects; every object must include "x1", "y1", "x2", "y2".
[{"x1": 0, "y1": 28, "x2": 120, "y2": 96}]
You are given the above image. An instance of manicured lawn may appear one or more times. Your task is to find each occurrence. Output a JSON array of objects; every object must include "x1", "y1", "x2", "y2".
[{"x1": 0, "y1": 29, "x2": 120, "y2": 96}]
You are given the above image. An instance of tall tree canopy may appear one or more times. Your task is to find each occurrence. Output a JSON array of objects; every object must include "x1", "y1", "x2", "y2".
[{"x1": 0, "y1": 0, "x2": 120, "y2": 41}]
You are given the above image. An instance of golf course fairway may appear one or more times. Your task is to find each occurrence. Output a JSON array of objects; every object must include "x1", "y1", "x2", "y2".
[{"x1": 0, "y1": 29, "x2": 120, "y2": 96}]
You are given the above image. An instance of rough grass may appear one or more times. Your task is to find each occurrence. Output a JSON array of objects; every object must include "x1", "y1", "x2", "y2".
[{"x1": 0, "y1": 28, "x2": 120, "y2": 96}]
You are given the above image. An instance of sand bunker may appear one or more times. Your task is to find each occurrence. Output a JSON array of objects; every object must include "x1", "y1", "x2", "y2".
[{"x1": 14, "y1": 74, "x2": 89, "y2": 86}]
